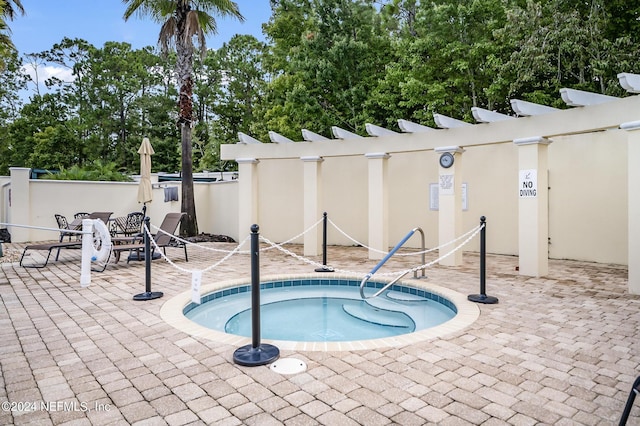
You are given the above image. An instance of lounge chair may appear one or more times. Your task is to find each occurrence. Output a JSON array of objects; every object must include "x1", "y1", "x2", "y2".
[
  {"x1": 88, "y1": 212, "x2": 113, "y2": 224},
  {"x1": 20, "y1": 216, "x2": 112, "y2": 269},
  {"x1": 112, "y1": 212, "x2": 188, "y2": 263},
  {"x1": 20, "y1": 240, "x2": 82, "y2": 268}
]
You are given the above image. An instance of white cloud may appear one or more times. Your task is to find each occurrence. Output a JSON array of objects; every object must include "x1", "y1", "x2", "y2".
[{"x1": 21, "y1": 63, "x2": 76, "y2": 85}]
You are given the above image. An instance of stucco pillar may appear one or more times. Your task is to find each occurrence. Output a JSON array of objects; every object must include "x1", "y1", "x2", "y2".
[
  {"x1": 435, "y1": 146, "x2": 464, "y2": 266},
  {"x1": 365, "y1": 152, "x2": 390, "y2": 260},
  {"x1": 236, "y1": 158, "x2": 259, "y2": 242},
  {"x1": 301, "y1": 156, "x2": 324, "y2": 256},
  {"x1": 9, "y1": 167, "x2": 31, "y2": 243},
  {"x1": 514, "y1": 136, "x2": 551, "y2": 277},
  {"x1": 620, "y1": 121, "x2": 640, "y2": 294}
]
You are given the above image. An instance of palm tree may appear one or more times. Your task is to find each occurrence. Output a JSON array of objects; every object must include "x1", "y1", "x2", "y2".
[
  {"x1": 123, "y1": 0, "x2": 244, "y2": 236},
  {"x1": 0, "y1": 0, "x2": 25, "y2": 68}
]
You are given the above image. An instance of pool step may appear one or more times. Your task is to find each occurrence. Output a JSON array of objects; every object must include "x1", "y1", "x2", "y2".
[
  {"x1": 342, "y1": 303, "x2": 413, "y2": 329},
  {"x1": 385, "y1": 291, "x2": 430, "y2": 303}
]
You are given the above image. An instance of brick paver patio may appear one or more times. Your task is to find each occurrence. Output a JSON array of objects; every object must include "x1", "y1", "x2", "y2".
[{"x1": 1, "y1": 240, "x2": 638, "y2": 425}]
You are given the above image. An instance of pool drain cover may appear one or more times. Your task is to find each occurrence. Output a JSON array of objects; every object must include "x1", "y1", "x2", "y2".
[{"x1": 270, "y1": 358, "x2": 307, "y2": 375}]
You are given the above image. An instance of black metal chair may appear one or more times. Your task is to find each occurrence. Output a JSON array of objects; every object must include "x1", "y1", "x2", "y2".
[
  {"x1": 123, "y1": 212, "x2": 145, "y2": 236},
  {"x1": 54, "y1": 214, "x2": 74, "y2": 242}
]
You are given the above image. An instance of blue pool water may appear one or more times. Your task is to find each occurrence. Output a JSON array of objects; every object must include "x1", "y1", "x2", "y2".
[{"x1": 184, "y1": 278, "x2": 457, "y2": 342}]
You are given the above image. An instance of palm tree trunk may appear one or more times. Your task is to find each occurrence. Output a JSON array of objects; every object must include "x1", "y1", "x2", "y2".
[
  {"x1": 180, "y1": 120, "x2": 198, "y2": 236},
  {"x1": 177, "y1": 32, "x2": 198, "y2": 236}
]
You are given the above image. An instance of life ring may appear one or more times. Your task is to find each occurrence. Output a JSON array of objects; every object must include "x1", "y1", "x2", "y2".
[{"x1": 91, "y1": 219, "x2": 112, "y2": 263}]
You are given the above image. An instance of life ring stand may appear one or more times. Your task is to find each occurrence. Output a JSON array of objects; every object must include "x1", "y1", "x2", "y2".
[{"x1": 91, "y1": 219, "x2": 112, "y2": 263}]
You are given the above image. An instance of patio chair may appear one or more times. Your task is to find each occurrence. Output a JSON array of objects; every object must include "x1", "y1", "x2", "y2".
[
  {"x1": 55, "y1": 214, "x2": 75, "y2": 242},
  {"x1": 20, "y1": 240, "x2": 82, "y2": 268},
  {"x1": 111, "y1": 211, "x2": 144, "y2": 237},
  {"x1": 74, "y1": 212, "x2": 90, "y2": 219},
  {"x1": 112, "y1": 212, "x2": 188, "y2": 264}
]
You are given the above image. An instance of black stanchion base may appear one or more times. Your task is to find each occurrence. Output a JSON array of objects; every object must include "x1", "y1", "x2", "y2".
[
  {"x1": 468, "y1": 294, "x2": 499, "y2": 304},
  {"x1": 233, "y1": 344, "x2": 280, "y2": 367},
  {"x1": 133, "y1": 291, "x2": 164, "y2": 301},
  {"x1": 128, "y1": 251, "x2": 161, "y2": 262},
  {"x1": 314, "y1": 266, "x2": 334, "y2": 273}
]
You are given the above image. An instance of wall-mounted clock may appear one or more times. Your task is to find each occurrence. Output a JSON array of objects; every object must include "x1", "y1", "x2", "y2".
[{"x1": 439, "y1": 152, "x2": 454, "y2": 168}]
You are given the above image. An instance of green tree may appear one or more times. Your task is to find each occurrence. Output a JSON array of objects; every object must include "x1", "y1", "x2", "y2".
[
  {"x1": 0, "y1": 51, "x2": 26, "y2": 126},
  {"x1": 1, "y1": 92, "x2": 82, "y2": 174},
  {"x1": 260, "y1": 0, "x2": 391, "y2": 138},
  {"x1": 493, "y1": 0, "x2": 638, "y2": 105},
  {"x1": 123, "y1": 0, "x2": 244, "y2": 237},
  {"x1": 200, "y1": 34, "x2": 267, "y2": 169}
]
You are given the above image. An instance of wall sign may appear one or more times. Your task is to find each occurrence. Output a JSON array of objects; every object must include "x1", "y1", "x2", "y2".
[
  {"x1": 430, "y1": 183, "x2": 468, "y2": 211},
  {"x1": 439, "y1": 174, "x2": 455, "y2": 195},
  {"x1": 519, "y1": 169, "x2": 538, "y2": 198}
]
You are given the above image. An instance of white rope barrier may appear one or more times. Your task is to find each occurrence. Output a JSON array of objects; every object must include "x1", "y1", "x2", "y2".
[
  {"x1": 327, "y1": 218, "x2": 387, "y2": 254},
  {"x1": 327, "y1": 217, "x2": 480, "y2": 257},
  {"x1": 142, "y1": 223, "x2": 251, "y2": 274},
  {"x1": 123, "y1": 215, "x2": 481, "y2": 304},
  {"x1": 374, "y1": 223, "x2": 484, "y2": 277},
  {"x1": 259, "y1": 216, "x2": 324, "y2": 251},
  {"x1": 149, "y1": 216, "x2": 323, "y2": 255},
  {"x1": 259, "y1": 223, "x2": 484, "y2": 278},
  {"x1": 0, "y1": 222, "x2": 90, "y2": 235}
]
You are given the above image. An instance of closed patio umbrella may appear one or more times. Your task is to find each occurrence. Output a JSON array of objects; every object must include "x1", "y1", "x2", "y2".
[{"x1": 137, "y1": 137, "x2": 154, "y2": 209}]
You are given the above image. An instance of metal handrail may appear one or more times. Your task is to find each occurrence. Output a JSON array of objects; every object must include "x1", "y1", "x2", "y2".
[{"x1": 359, "y1": 227, "x2": 426, "y2": 299}]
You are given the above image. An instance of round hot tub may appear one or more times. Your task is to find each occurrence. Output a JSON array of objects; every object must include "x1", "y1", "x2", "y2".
[{"x1": 161, "y1": 275, "x2": 479, "y2": 351}]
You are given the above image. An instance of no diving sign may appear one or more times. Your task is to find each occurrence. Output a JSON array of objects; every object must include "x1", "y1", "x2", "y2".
[{"x1": 519, "y1": 169, "x2": 537, "y2": 197}]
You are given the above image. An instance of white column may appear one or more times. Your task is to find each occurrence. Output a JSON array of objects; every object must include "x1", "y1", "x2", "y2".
[
  {"x1": 236, "y1": 158, "x2": 259, "y2": 242},
  {"x1": 514, "y1": 136, "x2": 551, "y2": 277},
  {"x1": 9, "y1": 167, "x2": 31, "y2": 243},
  {"x1": 301, "y1": 156, "x2": 324, "y2": 256},
  {"x1": 621, "y1": 121, "x2": 640, "y2": 294},
  {"x1": 365, "y1": 152, "x2": 390, "y2": 260},
  {"x1": 435, "y1": 146, "x2": 464, "y2": 266}
]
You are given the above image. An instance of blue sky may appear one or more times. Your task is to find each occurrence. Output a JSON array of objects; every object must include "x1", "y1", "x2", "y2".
[
  {"x1": 12, "y1": 0, "x2": 271, "y2": 53},
  {"x1": 10, "y1": 1, "x2": 272, "y2": 91}
]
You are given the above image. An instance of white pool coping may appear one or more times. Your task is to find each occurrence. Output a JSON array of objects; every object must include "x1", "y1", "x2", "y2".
[{"x1": 160, "y1": 273, "x2": 480, "y2": 352}]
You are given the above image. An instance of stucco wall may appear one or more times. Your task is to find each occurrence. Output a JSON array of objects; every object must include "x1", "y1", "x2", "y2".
[
  {"x1": 4, "y1": 96, "x2": 638, "y2": 268},
  {"x1": 220, "y1": 95, "x2": 640, "y2": 266}
]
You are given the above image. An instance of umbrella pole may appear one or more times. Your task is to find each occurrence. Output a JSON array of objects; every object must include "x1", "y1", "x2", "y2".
[{"x1": 133, "y1": 217, "x2": 163, "y2": 301}]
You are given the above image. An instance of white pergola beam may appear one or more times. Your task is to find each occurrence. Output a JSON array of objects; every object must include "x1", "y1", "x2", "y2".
[
  {"x1": 365, "y1": 123, "x2": 398, "y2": 137},
  {"x1": 510, "y1": 99, "x2": 559, "y2": 116},
  {"x1": 301, "y1": 129, "x2": 330, "y2": 141},
  {"x1": 397, "y1": 119, "x2": 434, "y2": 133},
  {"x1": 331, "y1": 126, "x2": 364, "y2": 139},
  {"x1": 560, "y1": 88, "x2": 618, "y2": 107},
  {"x1": 433, "y1": 113, "x2": 472, "y2": 129},
  {"x1": 268, "y1": 131, "x2": 294, "y2": 143},
  {"x1": 237, "y1": 132, "x2": 263, "y2": 144},
  {"x1": 618, "y1": 73, "x2": 640, "y2": 93},
  {"x1": 471, "y1": 107, "x2": 515, "y2": 123}
]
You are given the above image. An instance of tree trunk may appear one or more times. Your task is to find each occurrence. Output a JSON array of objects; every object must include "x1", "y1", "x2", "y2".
[{"x1": 180, "y1": 121, "x2": 198, "y2": 236}]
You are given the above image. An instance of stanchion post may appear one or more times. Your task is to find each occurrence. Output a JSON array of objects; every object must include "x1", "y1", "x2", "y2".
[
  {"x1": 233, "y1": 224, "x2": 280, "y2": 366},
  {"x1": 133, "y1": 217, "x2": 163, "y2": 301},
  {"x1": 315, "y1": 212, "x2": 333, "y2": 272},
  {"x1": 468, "y1": 216, "x2": 498, "y2": 304}
]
